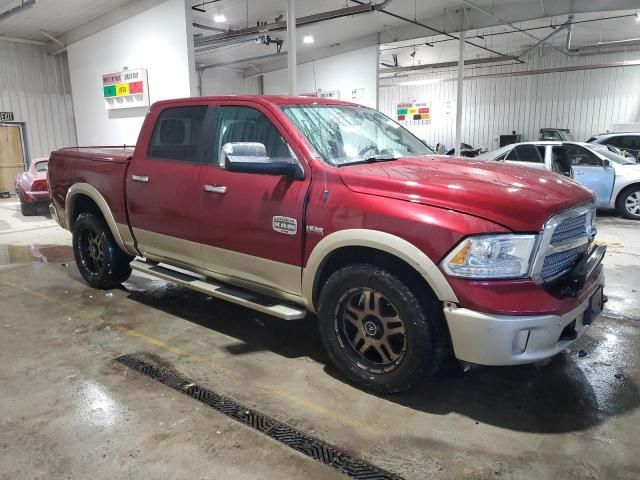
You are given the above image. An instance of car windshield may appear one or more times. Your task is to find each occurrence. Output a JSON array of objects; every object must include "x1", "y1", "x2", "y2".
[
  {"x1": 34, "y1": 161, "x2": 48, "y2": 172},
  {"x1": 586, "y1": 145, "x2": 635, "y2": 165},
  {"x1": 281, "y1": 105, "x2": 433, "y2": 166}
]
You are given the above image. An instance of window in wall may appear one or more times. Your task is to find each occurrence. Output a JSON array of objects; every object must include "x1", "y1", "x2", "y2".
[
  {"x1": 214, "y1": 106, "x2": 290, "y2": 165},
  {"x1": 148, "y1": 106, "x2": 209, "y2": 162}
]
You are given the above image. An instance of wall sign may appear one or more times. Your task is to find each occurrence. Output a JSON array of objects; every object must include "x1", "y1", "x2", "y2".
[
  {"x1": 0, "y1": 112, "x2": 15, "y2": 121},
  {"x1": 350, "y1": 88, "x2": 365, "y2": 104},
  {"x1": 317, "y1": 89, "x2": 340, "y2": 99},
  {"x1": 396, "y1": 101, "x2": 431, "y2": 124},
  {"x1": 102, "y1": 68, "x2": 149, "y2": 110}
]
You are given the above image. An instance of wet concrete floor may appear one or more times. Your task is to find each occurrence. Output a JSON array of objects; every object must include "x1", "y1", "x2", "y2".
[{"x1": 0, "y1": 197, "x2": 639, "y2": 479}]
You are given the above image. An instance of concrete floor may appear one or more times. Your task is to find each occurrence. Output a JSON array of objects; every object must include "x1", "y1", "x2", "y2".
[{"x1": 0, "y1": 196, "x2": 639, "y2": 480}]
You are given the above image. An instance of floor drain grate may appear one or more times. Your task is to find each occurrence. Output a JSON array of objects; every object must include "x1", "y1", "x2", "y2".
[{"x1": 116, "y1": 354, "x2": 403, "y2": 480}]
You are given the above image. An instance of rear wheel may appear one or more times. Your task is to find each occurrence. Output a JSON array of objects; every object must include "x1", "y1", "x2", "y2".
[
  {"x1": 618, "y1": 185, "x2": 640, "y2": 220},
  {"x1": 318, "y1": 265, "x2": 444, "y2": 394},
  {"x1": 72, "y1": 212, "x2": 133, "y2": 289}
]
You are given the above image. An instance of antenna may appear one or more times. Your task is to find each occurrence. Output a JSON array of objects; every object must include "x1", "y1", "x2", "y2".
[{"x1": 312, "y1": 59, "x2": 318, "y2": 94}]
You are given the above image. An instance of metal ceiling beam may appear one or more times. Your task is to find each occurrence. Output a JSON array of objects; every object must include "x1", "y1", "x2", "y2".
[
  {"x1": 349, "y1": 0, "x2": 518, "y2": 61},
  {"x1": 377, "y1": 0, "x2": 640, "y2": 46},
  {"x1": 0, "y1": 0, "x2": 36, "y2": 22},
  {"x1": 379, "y1": 55, "x2": 519, "y2": 75},
  {"x1": 382, "y1": 59, "x2": 640, "y2": 87},
  {"x1": 195, "y1": 4, "x2": 376, "y2": 49},
  {"x1": 461, "y1": 0, "x2": 568, "y2": 57}
]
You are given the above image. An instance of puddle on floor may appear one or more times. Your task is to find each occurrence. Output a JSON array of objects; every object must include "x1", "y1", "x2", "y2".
[{"x1": 0, "y1": 244, "x2": 74, "y2": 266}]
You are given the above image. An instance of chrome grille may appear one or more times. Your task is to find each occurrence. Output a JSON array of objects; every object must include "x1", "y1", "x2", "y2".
[
  {"x1": 532, "y1": 204, "x2": 595, "y2": 283},
  {"x1": 550, "y1": 213, "x2": 588, "y2": 243},
  {"x1": 541, "y1": 246, "x2": 587, "y2": 279}
]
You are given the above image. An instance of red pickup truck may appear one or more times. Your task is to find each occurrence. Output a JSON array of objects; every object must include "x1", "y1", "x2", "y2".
[{"x1": 48, "y1": 96, "x2": 606, "y2": 393}]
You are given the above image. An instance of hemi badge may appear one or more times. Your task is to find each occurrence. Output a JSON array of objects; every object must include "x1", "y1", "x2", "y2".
[{"x1": 306, "y1": 225, "x2": 324, "y2": 236}]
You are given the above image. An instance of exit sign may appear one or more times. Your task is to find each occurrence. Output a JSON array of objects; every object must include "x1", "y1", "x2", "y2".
[{"x1": 0, "y1": 112, "x2": 14, "y2": 121}]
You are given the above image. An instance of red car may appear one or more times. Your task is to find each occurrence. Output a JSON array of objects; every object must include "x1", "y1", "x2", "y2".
[
  {"x1": 48, "y1": 96, "x2": 605, "y2": 393},
  {"x1": 16, "y1": 157, "x2": 50, "y2": 216}
]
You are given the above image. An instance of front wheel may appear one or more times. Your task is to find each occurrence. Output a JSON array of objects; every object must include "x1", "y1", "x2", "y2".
[
  {"x1": 318, "y1": 265, "x2": 444, "y2": 394},
  {"x1": 72, "y1": 213, "x2": 133, "y2": 289},
  {"x1": 618, "y1": 186, "x2": 640, "y2": 220}
]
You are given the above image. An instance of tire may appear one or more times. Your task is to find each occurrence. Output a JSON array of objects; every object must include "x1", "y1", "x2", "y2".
[
  {"x1": 20, "y1": 200, "x2": 36, "y2": 216},
  {"x1": 317, "y1": 264, "x2": 444, "y2": 394},
  {"x1": 72, "y1": 212, "x2": 133, "y2": 289},
  {"x1": 617, "y1": 185, "x2": 640, "y2": 220}
]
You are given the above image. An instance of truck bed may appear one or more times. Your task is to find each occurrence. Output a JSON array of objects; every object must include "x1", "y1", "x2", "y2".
[
  {"x1": 48, "y1": 146, "x2": 134, "y2": 228},
  {"x1": 52, "y1": 146, "x2": 135, "y2": 163}
]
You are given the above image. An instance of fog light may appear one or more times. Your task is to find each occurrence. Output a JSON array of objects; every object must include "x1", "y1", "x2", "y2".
[{"x1": 512, "y1": 329, "x2": 531, "y2": 354}]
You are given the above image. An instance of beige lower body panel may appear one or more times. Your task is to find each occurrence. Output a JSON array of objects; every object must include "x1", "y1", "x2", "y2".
[{"x1": 131, "y1": 227, "x2": 303, "y2": 303}]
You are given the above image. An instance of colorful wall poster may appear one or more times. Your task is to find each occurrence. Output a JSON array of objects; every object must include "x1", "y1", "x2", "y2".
[
  {"x1": 102, "y1": 68, "x2": 149, "y2": 110},
  {"x1": 396, "y1": 101, "x2": 431, "y2": 124}
]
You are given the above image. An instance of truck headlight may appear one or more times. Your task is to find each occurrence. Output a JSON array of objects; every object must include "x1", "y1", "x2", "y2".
[{"x1": 441, "y1": 234, "x2": 538, "y2": 279}]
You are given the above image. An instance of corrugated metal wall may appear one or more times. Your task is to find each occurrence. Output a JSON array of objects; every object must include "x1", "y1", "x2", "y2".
[
  {"x1": 201, "y1": 67, "x2": 261, "y2": 96},
  {"x1": 0, "y1": 39, "x2": 76, "y2": 162},
  {"x1": 379, "y1": 50, "x2": 640, "y2": 151}
]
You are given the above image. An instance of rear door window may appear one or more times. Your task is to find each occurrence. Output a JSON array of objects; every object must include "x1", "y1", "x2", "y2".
[
  {"x1": 148, "y1": 106, "x2": 209, "y2": 162},
  {"x1": 505, "y1": 144, "x2": 544, "y2": 163},
  {"x1": 564, "y1": 144, "x2": 603, "y2": 166}
]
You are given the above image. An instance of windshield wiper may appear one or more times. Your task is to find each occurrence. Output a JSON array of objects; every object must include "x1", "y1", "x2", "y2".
[{"x1": 338, "y1": 154, "x2": 398, "y2": 167}]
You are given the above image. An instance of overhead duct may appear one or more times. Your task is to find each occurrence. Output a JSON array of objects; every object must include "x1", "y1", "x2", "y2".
[
  {"x1": 564, "y1": 14, "x2": 640, "y2": 55},
  {"x1": 0, "y1": 0, "x2": 36, "y2": 22},
  {"x1": 193, "y1": 22, "x2": 227, "y2": 33},
  {"x1": 380, "y1": 55, "x2": 519, "y2": 75},
  {"x1": 195, "y1": 1, "x2": 392, "y2": 52}
]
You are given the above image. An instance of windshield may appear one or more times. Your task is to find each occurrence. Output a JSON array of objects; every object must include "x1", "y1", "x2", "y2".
[
  {"x1": 587, "y1": 145, "x2": 635, "y2": 165},
  {"x1": 34, "y1": 161, "x2": 48, "y2": 172},
  {"x1": 282, "y1": 105, "x2": 433, "y2": 166}
]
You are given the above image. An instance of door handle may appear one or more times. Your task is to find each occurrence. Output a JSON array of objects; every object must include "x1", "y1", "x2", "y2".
[
  {"x1": 574, "y1": 171, "x2": 584, "y2": 175},
  {"x1": 132, "y1": 175, "x2": 149, "y2": 183},
  {"x1": 204, "y1": 184, "x2": 227, "y2": 194}
]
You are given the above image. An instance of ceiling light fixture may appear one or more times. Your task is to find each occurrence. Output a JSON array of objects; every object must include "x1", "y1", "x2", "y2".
[
  {"x1": 398, "y1": 78, "x2": 442, "y2": 86},
  {"x1": 213, "y1": 11, "x2": 226, "y2": 23},
  {"x1": 303, "y1": 34, "x2": 314, "y2": 44},
  {"x1": 635, "y1": 12, "x2": 640, "y2": 23}
]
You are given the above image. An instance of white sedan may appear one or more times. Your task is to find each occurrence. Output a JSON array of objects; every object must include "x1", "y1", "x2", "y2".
[{"x1": 477, "y1": 141, "x2": 640, "y2": 220}]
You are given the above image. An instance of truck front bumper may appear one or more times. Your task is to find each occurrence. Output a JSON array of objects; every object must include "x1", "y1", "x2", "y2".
[{"x1": 444, "y1": 269, "x2": 604, "y2": 366}]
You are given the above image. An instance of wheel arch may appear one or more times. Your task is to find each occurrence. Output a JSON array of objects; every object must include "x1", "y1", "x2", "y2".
[
  {"x1": 615, "y1": 181, "x2": 640, "y2": 206},
  {"x1": 66, "y1": 183, "x2": 132, "y2": 253},
  {"x1": 302, "y1": 229, "x2": 458, "y2": 312}
]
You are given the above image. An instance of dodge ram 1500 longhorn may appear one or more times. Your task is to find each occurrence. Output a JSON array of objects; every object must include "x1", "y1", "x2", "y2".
[{"x1": 48, "y1": 96, "x2": 606, "y2": 393}]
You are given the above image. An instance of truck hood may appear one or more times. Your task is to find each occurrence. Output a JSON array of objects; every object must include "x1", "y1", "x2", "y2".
[{"x1": 338, "y1": 156, "x2": 595, "y2": 231}]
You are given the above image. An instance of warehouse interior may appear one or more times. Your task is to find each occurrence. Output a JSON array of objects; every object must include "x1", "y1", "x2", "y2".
[{"x1": 1, "y1": 1, "x2": 640, "y2": 479}]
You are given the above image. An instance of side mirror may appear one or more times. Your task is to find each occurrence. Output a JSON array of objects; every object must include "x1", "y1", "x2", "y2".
[
  {"x1": 220, "y1": 142, "x2": 304, "y2": 179},
  {"x1": 602, "y1": 159, "x2": 611, "y2": 168}
]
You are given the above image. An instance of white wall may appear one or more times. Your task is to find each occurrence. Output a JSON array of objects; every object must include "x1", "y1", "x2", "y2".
[
  {"x1": 263, "y1": 46, "x2": 378, "y2": 108},
  {"x1": 0, "y1": 39, "x2": 76, "y2": 160},
  {"x1": 67, "y1": 0, "x2": 195, "y2": 146},
  {"x1": 201, "y1": 67, "x2": 261, "y2": 96},
  {"x1": 379, "y1": 49, "x2": 640, "y2": 151}
]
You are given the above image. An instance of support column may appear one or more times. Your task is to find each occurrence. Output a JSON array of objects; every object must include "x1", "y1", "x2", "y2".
[
  {"x1": 455, "y1": 30, "x2": 465, "y2": 156},
  {"x1": 287, "y1": 0, "x2": 297, "y2": 95}
]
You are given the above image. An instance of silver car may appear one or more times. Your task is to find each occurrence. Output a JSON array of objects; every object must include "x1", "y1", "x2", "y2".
[{"x1": 477, "y1": 141, "x2": 640, "y2": 220}]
